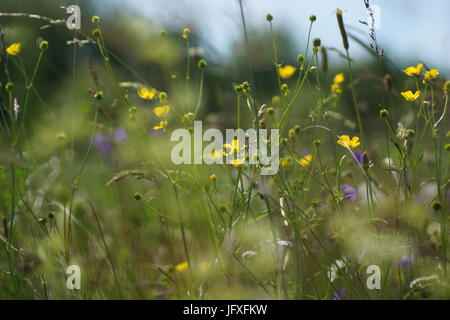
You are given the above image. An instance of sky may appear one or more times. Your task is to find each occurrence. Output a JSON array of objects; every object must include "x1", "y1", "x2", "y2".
[{"x1": 98, "y1": 0, "x2": 450, "y2": 75}]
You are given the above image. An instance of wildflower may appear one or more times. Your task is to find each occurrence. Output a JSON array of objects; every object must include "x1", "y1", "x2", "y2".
[
  {"x1": 328, "y1": 258, "x2": 347, "y2": 282},
  {"x1": 337, "y1": 135, "x2": 360, "y2": 149},
  {"x1": 209, "y1": 174, "x2": 217, "y2": 182},
  {"x1": 231, "y1": 158, "x2": 245, "y2": 168},
  {"x1": 424, "y1": 69, "x2": 439, "y2": 80},
  {"x1": 333, "y1": 73, "x2": 345, "y2": 84},
  {"x1": 331, "y1": 83, "x2": 342, "y2": 94},
  {"x1": 331, "y1": 73, "x2": 345, "y2": 94},
  {"x1": 153, "y1": 105, "x2": 170, "y2": 117},
  {"x1": 400, "y1": 90, "x2": 420, "y2": 101},
  {"x1": 280, "y1": 156, "x2": 292, "y2": 167},
  {"x1": 94, "y1": 132, "x2": 113, "y2": 156},
  {"x1": 355, "y1": 152, "x2": 365, "y2": 163},
  {"x1": 175, "y1": 261, "x2": 188, "y2": 272},
  {"x1": 6, "y1": 43, "x2": 21, "y2": 56},
  {"x1": 299, "y1": 154, "x2": 312, "y2": 166},
  {"x1": 397, "y1": 255, "x2": 414, "y2": 268},
  {"x1": 403, "y1": 63, "x2": 423, "y2": 77},
  {"x1": 340, "y1": 184, "x2": 357, "y2": 201},
  {"x1": 223, "y1": 139, "x2": 243, "y2": 155},
  {"x1": 153, "y1": 120, "x2": 167, "y2": 130},
  {"x1": 114, "y1": 127, "x2": 128, "y2": 143},
  {"x1": 182, "y1": 28, "x2": 190, "y2": 39},
  {"x1": 138, "y1": 87, "x2": 157, "y2": 100},
  {"x1": 278, "y1": 65, "x2": 297, "y2": 79},
  {"x1": 332, "y1": 288, "x2": 347, "y2": 300}
]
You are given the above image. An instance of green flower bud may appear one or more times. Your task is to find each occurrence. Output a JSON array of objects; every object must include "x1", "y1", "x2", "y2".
[
  {"x1": 297, "y1": 54, "x2": 305, "y2": 63},
  {"x1": 294, "y1": 125, "x2": 301, "y2": 133},
  {"x1": 94, "y1": 91, "x2": 104, "y2": 100},
  {"x1": 218, "y1": 204, "x2": 227, "y2": 213},
  {"x1": 39, "y1": 40, "x2": 49, "y2": 51},
  {"x1": 266, "y1": 14, "x2": 273, "y2": 22},
  {"x1": 5, "y1": 82, "x2": 14, "y2": 91},
  {"x1": 56, "y1": 131, "x2": 67, "y2": 141},
  {"x1": 134, "y1": 192, "x2": 142, "y2": 201},
  {"x1": 198, "y1": 59, "x2": 207, "y2": 69},
  {"x1": 432, "y1": 201, "x2": 442, "y2": 211},
  {"x1": 380, "y1": 109, "x2": 389, "y2": 119},
  {"x1": 313, "y1": 38, "x2": 321, "y2": 47},
  {"x1": 310, "y1": 66, "x2": 318, "y2": 73},
  {"x1": 313, "y1": 139, "x2": 321, "y2": 147},
  {"x1": 309, "y1": 15, "x2": 317, "y2": 22},
  {"x1": 160, "y1": 29, "x2": 167, "y2": 37},
  {"x1": 445, "y1": 144, "x2": 450, "y2": 152},
  {"x1": 92, "y1": 15, "x2": 101, "y2": 24},
  {"x1": 444, "y1": 80, "x2": 450, "y2": 94},
  {"x1": 92, "y1": 28, "x2": 102, "y2": 38},
  {"x1": 159, "y1": 91, "x2": 168, "y2": 103},
  {"x1": 267, "y1": 107, "x2": 275, "y2": 115}
]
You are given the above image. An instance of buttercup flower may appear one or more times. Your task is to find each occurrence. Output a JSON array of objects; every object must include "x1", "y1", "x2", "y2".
[
  {"x1": 280, "y1": 156, "x2": 292, "y2": 167},
  {"x1": 138, "y1": 87, "x2": 157, "y2": 100},
  {"x1": 424, "y1": 69, "x2": 439, "y2": 80},
  {"x1": 337, "y1": 135, "x2": 360, "y2": 149},
  {"x1": 223, "y1": 139, "x2": 243, "y2": 156},
  {"x1": 333, "y1": 73, "x2": 345, "y2": 84},
  {"x1": 331, "y1": 83, "x2": 342, "y2": 94},
  {"x1": 400, "y1": 90, "x2": 420, "y2": 102},
  {"x1": 175, "y1": 261, "x2": 188, "y2": 272},
  {"x1": 331, "y1": 73, "x2": 345, "y2": 93},
  {"x1": 299, "y1": 154, "x2": 313, "y2": 166},
  {"x1": 153, "y1": 120, "x2": 167, "y2": 130},
  {"x1": 278, "y1": 65, "x2": 297, "y2": 79},
  {"x1": 153, "y1": 105, "x2": 170, "y2": 117},
  {"x1": 6, "y1": 43, "x2": 21, "y2": 56},
  {"x1": 231, "y1": 158, "x2": 245, "y2": 168},
  {"x1": 403, "y1": 63, "x2": 423, "y2": 77}
]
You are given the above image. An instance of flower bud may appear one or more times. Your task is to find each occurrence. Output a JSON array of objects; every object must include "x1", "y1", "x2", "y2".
[
  {"x1": 432, "y1": 201, "x2": 442, "y2": 211},
  {"x1": 92, "y1": 28, "x2": 102, "y2": 38},
  {"x1": 309, "y1": 15, "x2": 317, "y2": 22},
  {"x1": 209, "y1": 174, "x2": 217, "y2": 182},
  {"x1": 5, "y1": 82, "x2": 14, "y2": 91},
  {"x1": 94, "y1": 91, "x2": 104, "y2": 100},
  {"x1": 379, "y1": 109, "x2": 389, "y2": 119},
  {"x1": 266, "y1": 14, "x2": 273, "y2": 22},
  {"x1": 39, "y1": 40, "x2": 49, "y2": 51},
  {"x1": 297, "y1": 54, "x2": 305, "y2": 63},
  {"x1": 198, "y1": 59, "x2": 207, "y2": 69},
  {"x1": 134, "y1": 192, "x2": 142, "y2": 201},
  {"x1": 267, "y1": 107, "x2": 274, "y2": 115},
  {"x1": 313, "y1": 38, "x2": 321, "y2": 47},
  {"x1": 92, "y1": 15, "x2": 101, "y2": 24}
]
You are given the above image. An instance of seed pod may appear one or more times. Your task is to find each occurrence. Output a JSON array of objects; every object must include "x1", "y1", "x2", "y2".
[
  {"x1": 336, "y1": 9, "x2": 349, "y2": 50},
  {"x1": 320, "y1": 46, "x2": 328, "y2": 73}
]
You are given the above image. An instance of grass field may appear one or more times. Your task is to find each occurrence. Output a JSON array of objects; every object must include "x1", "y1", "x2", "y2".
[{"x1": 0, "y1": 1, "x2": 449, "y2": 300}]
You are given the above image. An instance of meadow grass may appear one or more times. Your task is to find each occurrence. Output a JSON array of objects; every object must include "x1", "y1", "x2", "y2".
[{"x1": 0, "y1": 3, "x2": 449, "y2": 300}]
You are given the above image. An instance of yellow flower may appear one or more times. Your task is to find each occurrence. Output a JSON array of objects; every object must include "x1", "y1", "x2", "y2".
[
  {"x1": 153, "y1": 120, "x2": 167, "y2": 130},
  {"x1": 182, "y1": 28, "x2": 190, "y2": 39},
  {"x1": 424, "y1": 69, "x2": 439, "y2": 80},
  {"x1": 400, "y1": 90, "x2": 420, "y2": 102},
  {"x1": 231, "y1": 158, "x2": 245, "y2": 167},
  {"x1": 6, "y1": 43, "x2": 21, "y2": 56},
  {"x1": 299, "y1": 154, "x2": 313, "y2": 166},
  {"x1": 333, "y1": 73, "x2": 345, "y2": 84},
  {"x1": 175, "y1": 261, "x2": 188, "y2": 272},
  {"x1": 280, "y1": 156, "x2": 292, "y2": 167},
  {"x1": 153, "y1": 105, "x2": 170, "y2": 117},
  {"x1": 278, "y1": 65, "x2": 297, "y2": 79},
  {"x1": 331, "y1": 83, "x2": 342, "y2": 94},
  {"x1": 223, "y1": 139, "x2": 242, "y2": 155},
  {"x1": 337, "y1": 135, "x2": 360, "y2": 149},
  {"x1": 138, "y1": 87, "x2": 157, "y2": 100},
  {"x1": 403, "y1": 63, "x2": 423, "y2": 77}
]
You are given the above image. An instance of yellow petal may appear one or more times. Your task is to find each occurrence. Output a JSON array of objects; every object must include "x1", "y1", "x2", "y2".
[
  {"x1": 175, "y1": 261, "x2": 188, "y2": 272},
  {"x1": 6, "y1": 43, "x2": 21, "y2": 56},
  {"x1": 278, "y1": 65, "x2": 297, "y2": 79},
  {"x1": 153, "y1": 120, "x2": 167, "y2": 130},
  {"x1": 299, "y1": 154, "x2": 313, "y2": 166},
  {"x1": 333, "y1": 73, "x2": 345, "y2": 84},
  {"x1": 138, "y1": 87, "x2": 157, "y2": 100},
  {"x1": 153, "y1": 105, "x2": 170, "y2": 117}
]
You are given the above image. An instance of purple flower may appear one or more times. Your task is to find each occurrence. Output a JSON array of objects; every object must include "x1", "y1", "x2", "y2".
[
  {"x1": 397, "y1": 255, "x2": 414, "y2": 268},
  {"x1": 340, "y1": 184, "x2": 357, "y2": 201},
  {"x1": 355, "y1": 152, "x2": 365, "y2": 163},
  {"x1": 114, "y1": 127, "x2": 128, "y2": 143},
  {"x1": 332, "y1": 287, "x2": 346, "y2": 300},
  {"x1": 94, "y1": 132, "x2": 113, "y2": 156}
]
